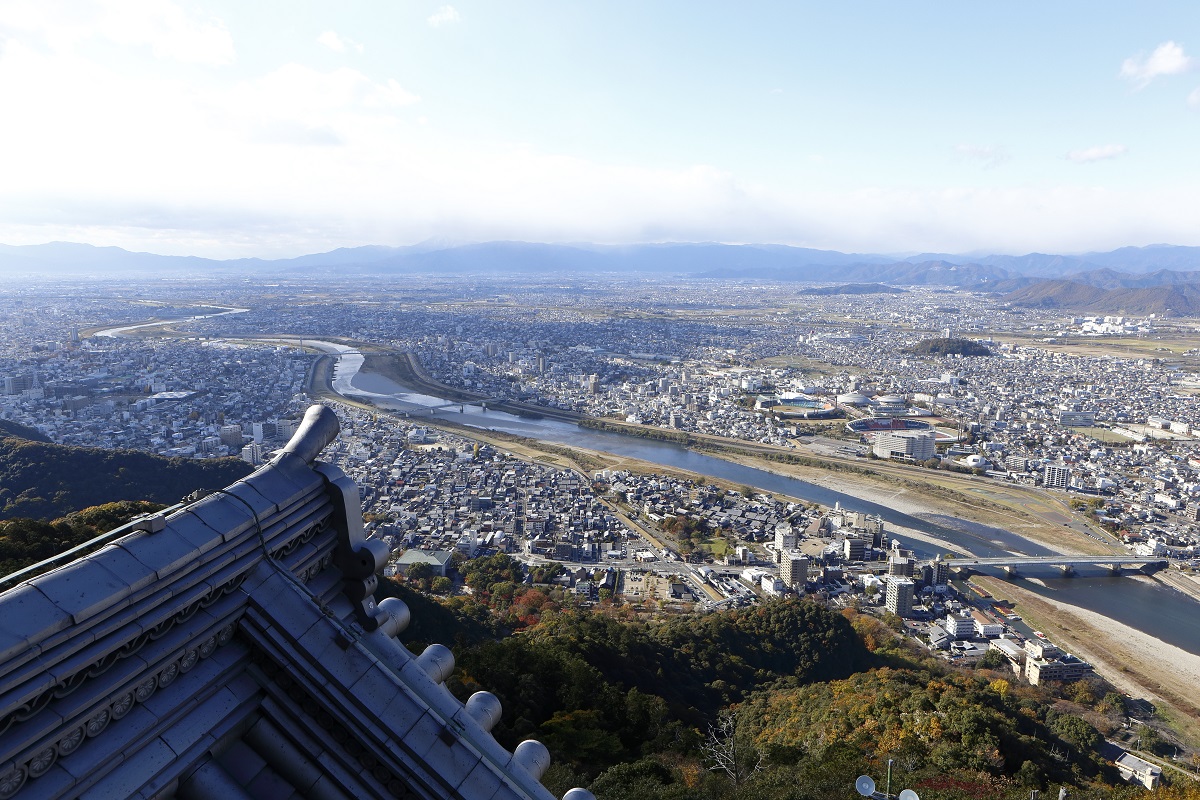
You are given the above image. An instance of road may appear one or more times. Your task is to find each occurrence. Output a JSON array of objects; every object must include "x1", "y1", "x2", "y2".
[{"x1": 90, "y1": 306, "x2": 249, "y2": 338}]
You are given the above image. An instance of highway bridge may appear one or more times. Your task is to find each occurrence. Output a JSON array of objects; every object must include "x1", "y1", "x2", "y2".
[
  {"x1": 405, "y1": 396, "x2": 505, "y2": 415},
  {"x1": 946, "y1": 555, "x2": 1168, "y2": 577}
]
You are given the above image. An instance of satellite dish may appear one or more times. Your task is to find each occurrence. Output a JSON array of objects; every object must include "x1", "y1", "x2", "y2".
[
  {"x1": 899, "y1": 790, "x2": 920, "y2": 800},
  {"x1": 855, "y1": 775, "x2": 877, "y2": 797}
]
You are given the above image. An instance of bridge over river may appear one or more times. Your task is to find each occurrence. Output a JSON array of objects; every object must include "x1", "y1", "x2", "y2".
[{"x1": 947, "y1": 555, "x2": 1169, "y2": 577}]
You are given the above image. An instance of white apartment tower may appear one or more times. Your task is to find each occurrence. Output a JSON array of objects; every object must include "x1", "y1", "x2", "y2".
[
  {"x1": 885, "y1": 577, "x2": 915, "y2": 618},
  {"x1": 1043, "y1": 463, "x2": 1071, "y2": 489}
]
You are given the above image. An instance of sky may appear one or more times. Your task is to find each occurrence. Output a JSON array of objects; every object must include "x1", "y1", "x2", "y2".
[{"x1": 2, "y1": 1, "x2": 1200, "y2": 259}]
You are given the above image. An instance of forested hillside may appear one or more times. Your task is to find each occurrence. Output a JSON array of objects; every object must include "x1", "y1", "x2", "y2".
[
  {"x1": 0, "y1": 436, "x2": 251, "y2": 520},
  {"x1": 380, "y1": 555, "x2": 1187, "y2": 800},
  {"x1": 0, "y1": 420, "x2": 50, "y2": 442},
  {"x1": 0, "y1": 500, "x2": 164, "y2": 574}
]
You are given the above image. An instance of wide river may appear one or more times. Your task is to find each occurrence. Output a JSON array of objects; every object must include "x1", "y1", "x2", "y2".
[{"x1": 340, "y1": 361, "x2": 1200, "y2": 656}]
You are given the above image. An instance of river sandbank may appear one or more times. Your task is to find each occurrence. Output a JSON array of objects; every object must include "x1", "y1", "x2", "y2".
[
  {"x1": 695, "y1": 446, "x2": 1200, "y2": 739},
  {"x1": 976, "y1": 577, "x2": 1200, "y2": 744},
  {"x1": 333, "y1": 347, "x2": 1200, "y2": 739}
]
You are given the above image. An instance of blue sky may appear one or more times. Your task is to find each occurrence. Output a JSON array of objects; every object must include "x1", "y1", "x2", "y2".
[{"x1": 1, "y1": 1, "x2": 1199, "y2": 258}]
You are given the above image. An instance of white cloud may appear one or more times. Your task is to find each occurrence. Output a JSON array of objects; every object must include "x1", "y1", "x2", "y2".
[
  {"x1": 317, "y1": 30, "x2": 363, "y2": 54},
  {"x1": 1, "y1": 9, "x2": 1199, "y2": 260},
  {"x1": 1120, "y1": 41, "x2": 1192, "y2": 88},
  {"x1": 954, "y1": 144, "x2": 1010, "y2": 169},
  {"x1": 427, "y1": 5, "x2": 461, "y2": 27},
  {"x1": 1066, "y1": 144, "x2": 1128, "y2": 163},
  {"x1": 1, "y1": 0, "x2": 235, "y2": 65}
]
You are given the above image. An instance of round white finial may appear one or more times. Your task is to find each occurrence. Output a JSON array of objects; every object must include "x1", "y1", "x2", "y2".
[
  {"x1": 378, "y1": 597, "x2": 411, "y2": 637},
  {"x1": 465, "y1": 691, "x2": 503, "y2": 731},
  {"x1": 513, "y1": 740, "x2": 551, "y2": 780},
  {"x1": 415, "y1": 644, "x2": 455, "y2": 683}
]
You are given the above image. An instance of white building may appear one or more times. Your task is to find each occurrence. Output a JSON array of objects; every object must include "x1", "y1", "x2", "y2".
[
  {"x1": 944, "y1": 612, "x2": 974, "y2": 639},
  {"x1": 1043, "y1": 462, "x2": 1071, "y2": 489},
  {"x1": 774, "y1": 522, "x2": 797, "y2": 551},
  {"x1": 873, "y1": 431, "x2": 936, "y2": 462},
  {"x1": 1115, "y1": 752, "x2": 1162, "y2": 789},
  {"x1": 885, "y1": 577, "x2": 915, "y2": 617},
  {"x1": 972, "y1": 611, "x2": 1004, "y2": 638}
]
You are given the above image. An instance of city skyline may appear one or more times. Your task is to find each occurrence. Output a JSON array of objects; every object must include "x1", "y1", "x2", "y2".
[{"x1": 2, "y1": 1, "x2": 1200, "y2": 258}]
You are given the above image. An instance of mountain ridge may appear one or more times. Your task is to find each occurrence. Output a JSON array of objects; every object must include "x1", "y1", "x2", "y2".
[{"x1": 8, "y1": 240, "x2": 1200, "y2": 294}]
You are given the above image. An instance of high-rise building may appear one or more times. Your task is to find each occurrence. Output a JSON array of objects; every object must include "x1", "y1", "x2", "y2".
[
  {"x1": 252, "y1": 421, "x2": 278, "y2": 443},
  {"x1": 1043, "y1": 462, "x2": 1071, "y2": 489},
  {"x1": 2, "y1": 374, "x2": 35, "y2": 395},
  {"x1": 219, "y1": 423, "x2": 245, "y2": 449},
  {"x1": 781, "y1": 552, "x2": 809, "y2": 590},
  {"x1": 862, "y1": 515, "x2": 886, "y2": 548},
  {"x1": 277, "y1": 418, "x2": 300, "y2": 440},
  {"x1": 241, "y1": 441, "x2": 264, "y2": 465},
  {"x1": 775, "y1": 523, "x2": 797, "y2": 552},
  {"x1": 888, "y1": 556, "x2": 914, "y2": 578},
  {"x1": 885, "y1": 577, "x2": 915, "y2": 617}
]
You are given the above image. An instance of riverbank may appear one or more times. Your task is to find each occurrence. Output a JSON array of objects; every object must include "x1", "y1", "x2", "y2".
[
  {"x1": 690, "y1": 444, "x2": 1200, "y2": 741},
  {"x1": 975, "y1": 575, "x2": 1200, "y2": 746},
  {"x1": 360, "y1": 352, "x2": 584, "y2": 422},
  {"x1": 706, "y1": 447, "x2": 1104, "y2": 556},
  {"x1": 315, "y1": 342, "x2": 1200, "y2": 741}
]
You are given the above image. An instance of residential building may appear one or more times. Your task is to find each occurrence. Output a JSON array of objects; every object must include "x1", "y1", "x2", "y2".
[
  {"x1": 885, "y1": 577, "x2": 915, "y2": 617},
  {"x1": 873, "y1": 430, "x2": 936, "y2": 462},
  {"x1": 781, "y1": 552, "x2": 809, "y2": 590},
  {"x1": 1044, "y1": 462, "x2": 1071, "y2": 490}
]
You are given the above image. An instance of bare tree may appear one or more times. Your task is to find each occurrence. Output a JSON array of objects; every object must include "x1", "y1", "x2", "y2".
[{"x1": 702, "y1": 708, "x2": 764, "y2": 787}]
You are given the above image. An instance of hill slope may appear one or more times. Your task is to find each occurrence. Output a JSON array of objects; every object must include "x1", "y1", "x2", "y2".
[
  {"x1": 1007, "y1": 279, "x2": 1200, "y2": 314},
  {"x1": 0, "y1": 420, "x2": 50, "y2": 443},
  {"x1": 0, "y1": 437, "x2": 252, "y2": 520}
]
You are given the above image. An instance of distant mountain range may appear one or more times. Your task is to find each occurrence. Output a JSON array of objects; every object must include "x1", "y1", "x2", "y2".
[
  {"x1": 1003, "y1": 280, "x2": 1200, "y2": 316},
  {"x1": 8, "y1": 239, "x2": 1200, "y2": 313}
]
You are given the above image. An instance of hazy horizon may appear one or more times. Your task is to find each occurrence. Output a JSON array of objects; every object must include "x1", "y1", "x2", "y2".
[
  {"x1": 3, "y1": 2, "x2": 1200, "y2": 259},
  {"x1": 1, "y1": 237, "x2": 1197, "y2": 264}
]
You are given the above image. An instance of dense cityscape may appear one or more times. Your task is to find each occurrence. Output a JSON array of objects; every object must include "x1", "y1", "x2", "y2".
[{"x1": 3, "y1": 274, "x2": 1200, "y2": 795}]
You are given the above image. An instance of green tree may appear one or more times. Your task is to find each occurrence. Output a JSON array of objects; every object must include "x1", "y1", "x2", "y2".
[
  {"x1": 1050, "y1": 714, "x2": 1101, "y2": 751},
  {"x1": 1136, "y1": 724, "x2": 1164, "y2": 755},
  {"x1": 588, "y1": 758, "x2": 690, "y2": 800},
  {"x1": 406, "y1": 561, "x2": 435, "y2": 590},
  {"x1": 977, "y1": 649, "x2": 1008, "y2": 670}
]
